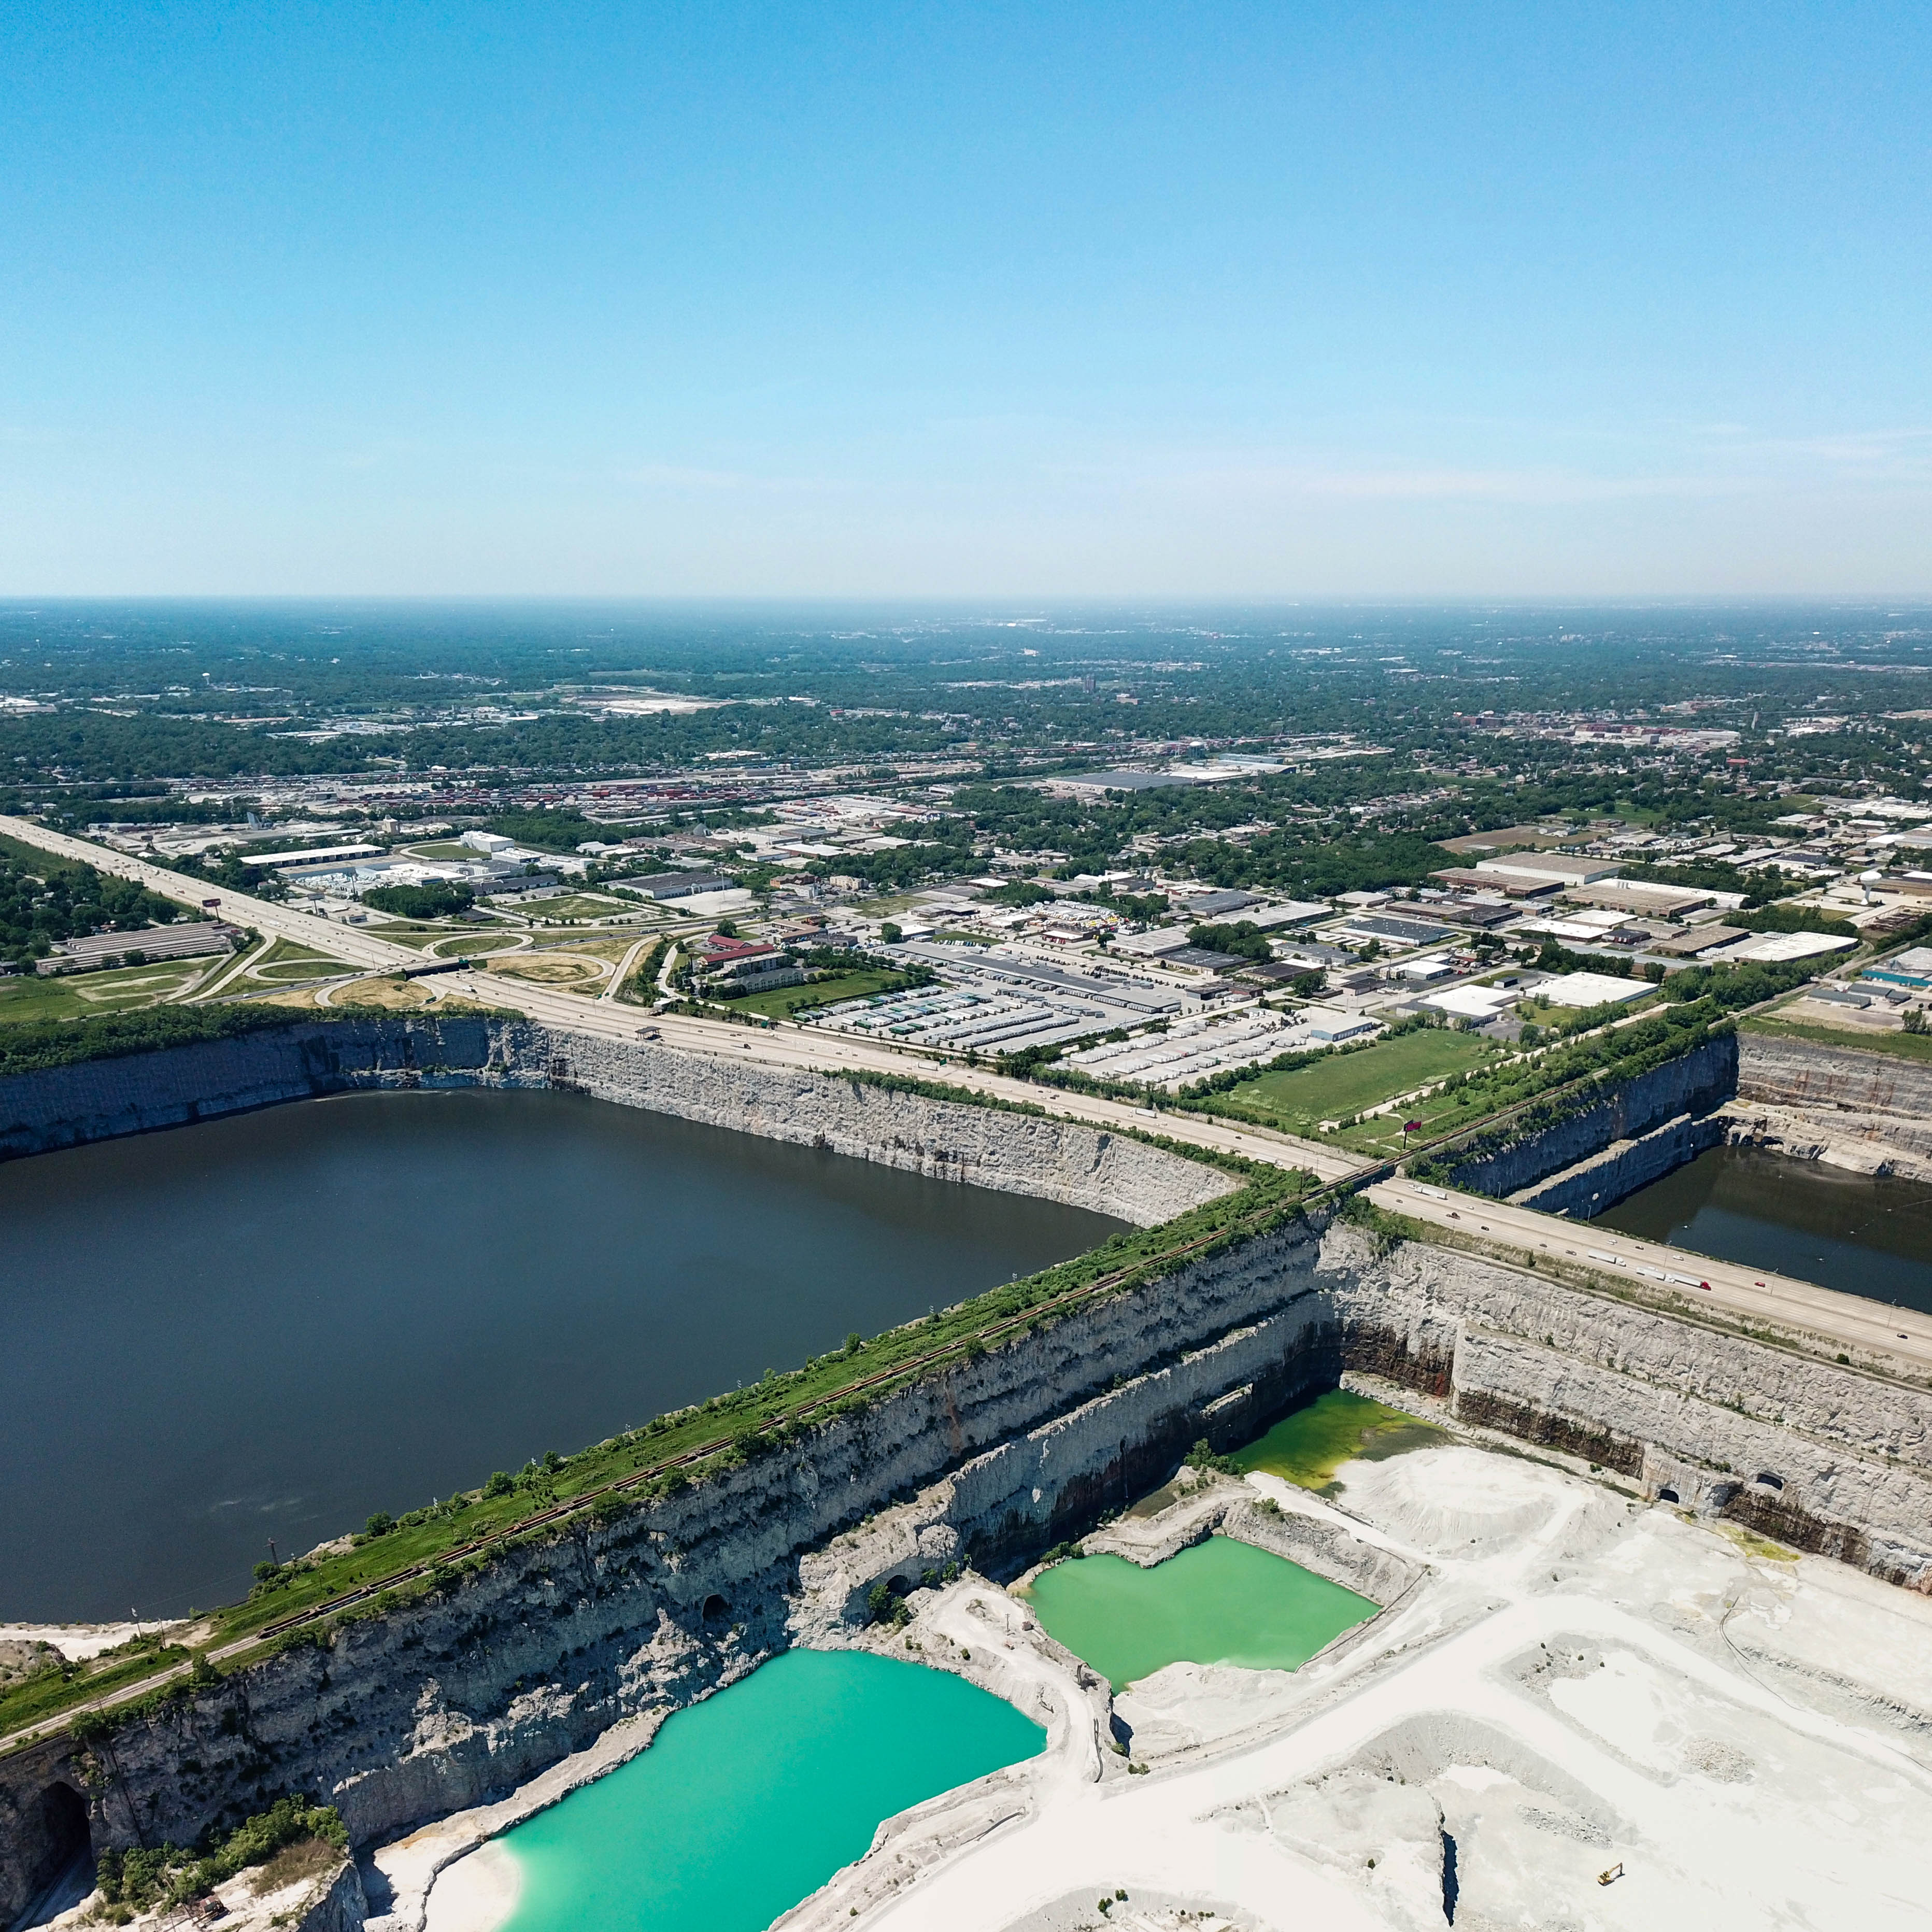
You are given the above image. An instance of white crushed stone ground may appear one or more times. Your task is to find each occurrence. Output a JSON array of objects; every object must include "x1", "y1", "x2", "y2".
[
  {"x1": 0, "y1": 1621, "x2": 172, "y2": 1661},
  {"x1": 417, "y1": 1442, "x2": 1932, "y2": 1932}
]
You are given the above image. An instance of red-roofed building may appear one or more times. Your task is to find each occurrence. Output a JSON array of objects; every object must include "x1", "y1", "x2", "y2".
[{"x1": 694, "y1": 934, "x2": 806, "y2": 994}]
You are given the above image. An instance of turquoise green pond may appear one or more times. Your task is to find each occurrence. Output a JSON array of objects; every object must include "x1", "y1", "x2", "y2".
[
  {"x1": 495, "y1": 1649, "x2": 1043, "y2": 1932},
  {"x1": 1231, "y1": 1388, "x2": 1445, "y2": 1490},
  {"x1": 1025, "y1": 1536, "x2": 1377, "y2": 1691}
]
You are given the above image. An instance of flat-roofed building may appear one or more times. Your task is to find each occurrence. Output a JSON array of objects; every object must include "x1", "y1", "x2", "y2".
[
  {"x1": 1429, "y1": 866, "x2": 1559, "y2": 899},
  {"x1": 1179, "y1": 888, "x2": 1260, "y2": 917},
  {"x1": 1564, "y1": 879, "x2": 1714, "y2": 918},
  {"x1": 1334, "y1": 911, "x2": 1457, "y2": 948},
  {"x1": 1475, "y1": 853, "x2": 1622, "y2": 887},
  {"x1": 248, "y1": 842, "x2": 385, "y2": 869},
  {"x1": 1538, "y1": 970, "x2": 1654, "y2": 1006},
  {"x1": 1432, "y1": 898, "x2": 1521, "y2": 929},
  {"x1": 1649, "y1": 925, "x2": 1747, "y2": 956},
  {"x1": 630, "y1": 870, "x2": 735, "y2": 900}
]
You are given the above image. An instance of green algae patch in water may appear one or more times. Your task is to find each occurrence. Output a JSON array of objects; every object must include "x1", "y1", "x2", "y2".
[
  {"x1": 1231, "y1": 1388, "x2": 1444, "y2": 1490},
  {"x1": 1026, "y1": 1537, "x2": 1376, "y2": 1692},
  {"x1": 495, "y1": 1649, "x2": 1042, "y2": 1932}
]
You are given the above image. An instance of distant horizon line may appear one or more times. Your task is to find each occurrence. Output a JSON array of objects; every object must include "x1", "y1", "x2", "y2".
[{"x1": 4, "y1": 591, "x2": 1930, "y2": 609}]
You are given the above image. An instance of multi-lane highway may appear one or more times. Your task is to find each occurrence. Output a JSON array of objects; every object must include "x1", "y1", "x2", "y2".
[
  {"x1": 0, "y1": 817, "x2": 427, "y2": 972},
  {"x1": 1368, "y1": 1176, "x2": 1932, "y2": 1374}
]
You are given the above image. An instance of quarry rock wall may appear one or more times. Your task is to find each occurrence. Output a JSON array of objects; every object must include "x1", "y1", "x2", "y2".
[
  {"x1": 0, "y1": 1017, "x2": 1230, "y2": 1227},
  {"x1": 1445, "y1": 1032, "x2": 1738, "y2": 1199},
  {"x1": 0, "y1": 1220, "x2": 1336, "y2": 1922},
  {"x1": 1736, "y1": 1029, "x2": 1932, "y2": 1164},
  {"x1": 1509, "y1": 1111, "x2": 1730, "y2": 1219},
  {"x1": 8, "y1": 1025, "x2": 1932, "y2": 1922},
  {"x1": 8, "y1": 1207, "x2": 1929, "y2": 1925},
  {"x1": 1319, "y1": 1224, "x2": 1932, "y2": 1586},
  {"x1": 541, "y1": 1030, "x2": 1233, "y2": 1227},
  {"x1": 0, "y1": 1016, "x2": 505, "y2": 1160},
  {"x1": 1485, "y1": 1028, "x2": 1932, "y2": 1208}
]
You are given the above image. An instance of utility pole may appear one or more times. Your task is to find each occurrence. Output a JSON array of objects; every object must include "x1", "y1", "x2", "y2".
[{"x1": 267, "y1": 1539, "x2": 278, "y2": 1567}]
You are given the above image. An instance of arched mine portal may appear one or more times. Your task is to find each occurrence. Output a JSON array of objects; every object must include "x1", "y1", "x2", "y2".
[{"x1": 4, "y1": 1777, "x2": 93, "y2": 1931}]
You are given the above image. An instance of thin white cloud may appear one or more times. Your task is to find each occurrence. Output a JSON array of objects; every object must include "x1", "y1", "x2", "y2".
[{"x1": 612, "y1": 462, "x2": 750, "y2": 489}]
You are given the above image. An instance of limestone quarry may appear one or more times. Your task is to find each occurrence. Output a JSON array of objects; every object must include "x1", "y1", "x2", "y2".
[{"x1": 3, "y1": 1017, "x2": 1930, "y2": 1932}]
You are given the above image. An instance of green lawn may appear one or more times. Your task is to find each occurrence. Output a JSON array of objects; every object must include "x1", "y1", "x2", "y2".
[
  {"x1": 360, "y1": 921, "x2": 465, "y2": 948},
  {"x1": 241, "y1": 938, "x2": 354, "y2": 983},
  {"x1": 729, "y1": 968, "x2": 908, "y2": 1019},
  {"x1": 422, "y1": 930, "x2": 527, "y2": 958},
  {"x1": 251, "y1": 959, "x2": 353, "y2": 983},
  {"x1": 1207, "y1": 1029, "x2": 1492, "y2": 1135},
  {"x1": 516, "y1": 893, "x2": 637, "y2": 921},
  {"x1": 0, "y1": 959, "x2": 208, "y2": 1024}
]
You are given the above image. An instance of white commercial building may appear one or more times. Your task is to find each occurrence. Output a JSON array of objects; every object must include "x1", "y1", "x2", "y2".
[{"x1": 1537, "y1": 970, "x2": 1654, "y2": 1007}]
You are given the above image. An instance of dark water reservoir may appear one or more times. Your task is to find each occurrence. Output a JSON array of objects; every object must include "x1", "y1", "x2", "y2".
[
  {"x1": 1598, "y1": 1143, "x2": 1932, "y2": 1316},
  {"x1": 0, "y1": 1090, "x2": 1125, "y2": 1622}
]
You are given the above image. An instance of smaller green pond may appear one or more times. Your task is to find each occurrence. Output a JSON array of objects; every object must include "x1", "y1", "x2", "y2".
[
  {"x1": 496, "y1": 1650, "x2": 1043, "y2": 1932},
  {"x1": 1025, "y1": 1536, "x2": 1377, "y2": 1691},
  {"x1": 1231, "y1": 1388, "x2": 1444, "y2": 1489}
]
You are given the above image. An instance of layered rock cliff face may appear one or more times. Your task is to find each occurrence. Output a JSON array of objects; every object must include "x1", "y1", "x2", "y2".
[
  {"x1": 0, "y1": 1219, "x2": 1337, "y2": 1921},
  {"x1": 1470, "y1": 1027, "x2": 1932, "y2": 1212},
  {"x1": 1445, "y1": 1033, "x2": 1737, "y2": 1199},
  {"x1": 8, "y1": 1026, "x2": 1932, "y2": 1925},
  {"x1": 1736, "y1": 1029, "x2": 1932, "y2": 1164},
  {"x1": 1319, "y1": 1224, "x2": 1932, "y2": 1587},
  {"x1": 543, "y1": 1030, "x2": 1232, "y2": 1226},
  {"x1": 0, "y1": 1017, "x2": 1230, "y2": 1227},
  {"x1": 1509, "y1": 1111, "x2": 1730, "y2": 1218},
  {"x1": 0, "y1": 1017, "x2": 504, "y2": 1161}
]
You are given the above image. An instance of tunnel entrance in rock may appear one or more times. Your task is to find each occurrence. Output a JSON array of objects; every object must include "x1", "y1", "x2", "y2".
[
  {"x1": 27, "y1": 1782, "x2": 93, "y2": 1915},
  {"x1": 42, "y1": 1785, "x2": 89, "y2": 1867},
  {"x1": 701, "y1": 1594, "x2": 729, "y2": 1623}
]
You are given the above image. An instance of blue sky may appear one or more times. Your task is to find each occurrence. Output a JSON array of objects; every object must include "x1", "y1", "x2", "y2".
[{"x1": 4, "y1": 2, "x2": 1927, "y2": 595}]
